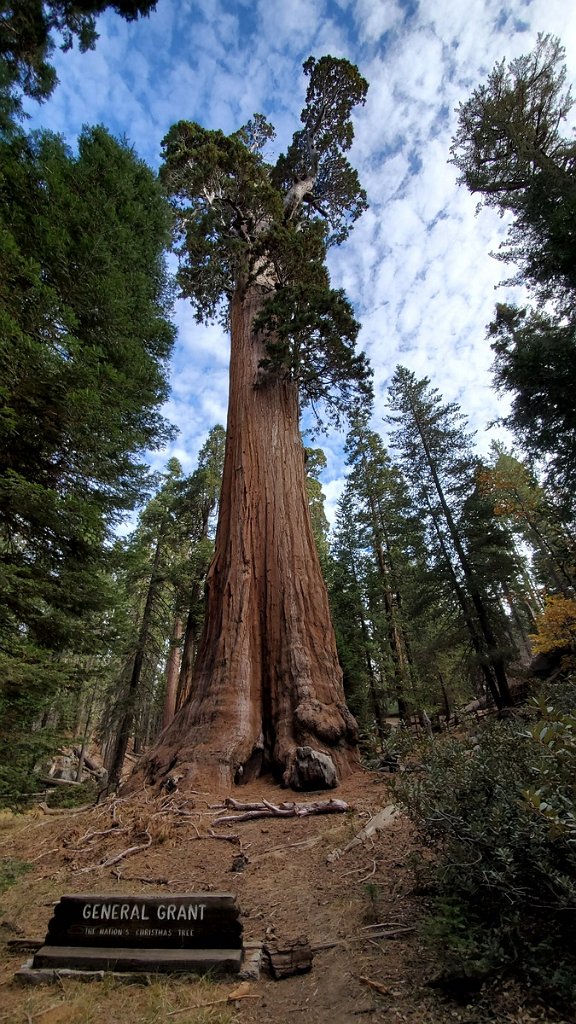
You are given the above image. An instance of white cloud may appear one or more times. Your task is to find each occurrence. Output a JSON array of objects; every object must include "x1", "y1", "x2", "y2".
[{"x1": 21, "y1": 0, "x2": 576, "y2": 515}]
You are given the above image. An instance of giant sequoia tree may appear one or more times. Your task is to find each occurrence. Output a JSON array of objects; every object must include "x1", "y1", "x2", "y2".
[{"x1": 136, "y1": 56, "x2": 371, "y2": 792}]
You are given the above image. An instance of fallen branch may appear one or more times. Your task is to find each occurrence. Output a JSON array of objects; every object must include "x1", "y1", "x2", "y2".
[
  {"x1": 28, "y1": 847, "x2": 60, "y2": 863},
  {"x1": 213, "y1": 798, "x2": 349, "y2": 826},
  {"x1": 363, "y1": 926, "x2": 415, "y2": 939},
  {"x1": 37, "y1": 801, "x2": 93, "y2": 815},
  {"x1": 357, "y1": 858, "x2": 378, "y2": 883},
  {"x1": 359, "y1": 975, "x2": 392, "y2": 997},
  {"x1": 75, "y1": 831, "x2": 152, "y2": 873},
  {"x1": 327, "y1": 805, "x2": 400, "y2": 862},
  {"x1": 166, "y1": 982, "x2": 258, "y2": 1015}
]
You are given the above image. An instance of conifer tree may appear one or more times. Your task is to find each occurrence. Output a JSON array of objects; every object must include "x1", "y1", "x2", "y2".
[
  {"x1": 0, "y1": 117, "x2": 174, "y2": 789},
  {"x1": 451, "y1": 34, "x2": 576, "y2": 505},
  {"x1": 0, "y1": 1, "x2": 158, "y2": 99},
  {"x1": 135, "y1": 57, "x2": 372, "y2": 792},
  {"x1": 387, "y1": 367, "x2": 513, "y2": 708}
]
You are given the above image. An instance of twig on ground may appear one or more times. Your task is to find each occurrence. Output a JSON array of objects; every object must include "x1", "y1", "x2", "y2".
[
  {"x1": 359, "y1": 975, "x2": 393, "y2": 996},
  {"x1": 28, "y1": 847, "x2": 60, "y2": 863},
  {"x1": 37, "y1": 802, "x2": 93, "y2": 816},
  {"x1": 357, "y1": 859, "x2": 378, "y2": 883},
  {"x1": 75, "y1": 831, "x2": 152, "y2": 873},
  {"x1": 166, "y1": 985, "x2": 259, "y2": 1015}
]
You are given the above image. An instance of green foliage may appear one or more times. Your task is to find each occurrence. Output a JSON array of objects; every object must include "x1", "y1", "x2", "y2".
[
  {"x1": 489, "y1": 305, "x2": 576, "y2": 509},
  {"x1": 0, "y1": 110, "x2": 175, "y2": 796},
  {"x1": 451, "y1": 34, "x2": 576, "y2": 310},
  {"x1": 451, "y1": 34, "x2": 576, "y2": 510},
  {"x1": 44, "y1": 778, "x2": 99, "y2": 808},
  {"x1": 386, "y1": 367, "x2": 520, "y2": 707},
  {"x1": 161, "y1": 55, "x2": 372, "y2": 428},
  {"x1": 397, "y1": 695, "x2": 576, "y2": 1007},
  {"x1": 524, "y1": 697, "x2": 576, "y2": 837},
  {"x1": 0, "y1": 724, "x2": 61, "y2": 807},
  {"x1": 271, "y1": 55, "x2": 368, "y2": 245},
  {"x1": 0, "y1": 1, "x2": 158, "y2": 100},
  {"x1": 0, "y1": 857, "x2": 30, "y2": 896}
]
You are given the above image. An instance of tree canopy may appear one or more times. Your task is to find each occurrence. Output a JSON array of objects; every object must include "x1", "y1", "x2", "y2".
[
  {"x1": 160, "y1": 55, "x2": 372, "y2": 429},
  {"x1": 0, "y1": 1, "x2": 158, "y2": 100},
  {"x1": 451, "y1": 34, "x2": 576, "y2": 508}
]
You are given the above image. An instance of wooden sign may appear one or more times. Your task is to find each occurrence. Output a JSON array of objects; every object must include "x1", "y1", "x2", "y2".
[{"x1": 32, "y1": 893, "x2": 243, "y2": 975}]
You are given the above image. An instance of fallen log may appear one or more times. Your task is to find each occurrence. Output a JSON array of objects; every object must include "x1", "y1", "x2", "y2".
[{"x1": 212, "y1": 798, "x2": 349, "y2": 826}]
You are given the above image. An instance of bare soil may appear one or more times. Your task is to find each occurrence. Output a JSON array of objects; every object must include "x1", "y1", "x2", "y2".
[{"x1": 0, "y1": 769, "x2": 569, "y2": 1024}]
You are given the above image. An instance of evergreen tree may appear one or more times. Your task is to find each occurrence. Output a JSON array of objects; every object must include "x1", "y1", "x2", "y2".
[
  {"x1": 478, "y1": 445, "x2": 575, "y2": 596},
  {"x1": 0, "y1": 117, "x2": 175, "y2": 786},
  {"x1": 0, "y1": 1, "x2": 159, "y2": 100},
  {"x1": 387, "y1": 367, "x2": 513, "y2": 708},
  {"x1": 451, "y1": 34, "x2": 576, "y2": 506},
  {"x1": 134, "y1": 57, "x2": 372, "y2": 793}
]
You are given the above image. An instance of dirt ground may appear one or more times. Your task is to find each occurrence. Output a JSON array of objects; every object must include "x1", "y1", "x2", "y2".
[{"x1": 0, "y1": 769, "x2": 571, "y2": 1024}]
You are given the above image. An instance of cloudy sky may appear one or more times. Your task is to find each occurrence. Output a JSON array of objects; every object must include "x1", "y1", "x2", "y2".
[{"x1": 25, "y1": 0, "x2": 576, "y2": 520}]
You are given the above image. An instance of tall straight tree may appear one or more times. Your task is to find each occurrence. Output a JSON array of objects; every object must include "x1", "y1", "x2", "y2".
[
  {"x1": 0, "y1": 118, "x2": 174, "y2": 774},
  {"x1": 136, "y1": 57, "x2": 372, "y2": 792},
  {"x1": 387, "y1": 367, "x2": 513, "y2": 709},
  {"x1": 450, "y1": 35, "x2": 576, "y2": 506},
  {"x1": 342, "y1": 419, "x2": 421, "y2": 718}
]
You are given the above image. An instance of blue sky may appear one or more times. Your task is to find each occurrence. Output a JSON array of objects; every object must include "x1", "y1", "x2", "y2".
[{"x1": 24, "y1": 0, "x2": 576, "y2": 521}]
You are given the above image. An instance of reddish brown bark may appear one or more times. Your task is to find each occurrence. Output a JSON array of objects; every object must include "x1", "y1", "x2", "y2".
[
  {"x1": 161, "y1": 614, "x2": 184, "y2": 731},
  {"x1": 132, "y1": 283, "x2": 359, "y2": 792}
]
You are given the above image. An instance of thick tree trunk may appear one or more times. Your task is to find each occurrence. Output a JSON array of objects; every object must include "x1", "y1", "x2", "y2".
[{"x1": 132, "y1": 283, "x2": 359, "y2": 793}]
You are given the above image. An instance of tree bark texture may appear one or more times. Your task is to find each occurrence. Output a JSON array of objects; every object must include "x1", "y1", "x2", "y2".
[
  {"x1": 162, "y1": 614, "x2": 184, "y2": 730},
  {"x1": 133, "y1": 284, "x2": 359, "y2": 792}
]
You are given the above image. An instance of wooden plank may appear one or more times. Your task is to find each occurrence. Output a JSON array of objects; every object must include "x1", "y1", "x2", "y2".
[{"x1": 32, "y1": 945, "x2": 243, "y2": 974}]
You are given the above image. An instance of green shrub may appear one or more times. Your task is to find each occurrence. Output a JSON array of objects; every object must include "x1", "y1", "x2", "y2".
[
  {"x1": 0, "y1": 857, "x2": 30, "y2": 896},
  {"x1": 395, "y1": 698, "x2": 576, "y2": 1008}
]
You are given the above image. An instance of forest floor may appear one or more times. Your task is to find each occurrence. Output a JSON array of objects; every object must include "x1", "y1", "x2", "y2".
[{"x1": 0, "y1": 768, "x2": 571, "y2": 1024}]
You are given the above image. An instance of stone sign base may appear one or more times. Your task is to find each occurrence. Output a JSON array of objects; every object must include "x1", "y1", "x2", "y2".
[
  {"x1": 16, "y1": 942, "x2": 263, "y2": 985},
  {"x1": 31, "y1": 945, "x2": 243, "y2": 973}
]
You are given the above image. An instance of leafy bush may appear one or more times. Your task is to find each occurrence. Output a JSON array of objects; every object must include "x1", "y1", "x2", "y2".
[{"x1": 395, "y1": 693, "x2": 576, "y2": 1008}]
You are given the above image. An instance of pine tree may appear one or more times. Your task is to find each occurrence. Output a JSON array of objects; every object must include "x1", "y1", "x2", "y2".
[
  {"x1": 0, "y1": 1, "x2": 159, "y2": 100},
  {"x1": 0, "y1": 117, "x2": 175, "y2": 788},
  {"x1": 387, "y1": 367, "x2": 513, "y2": 708},
  {"x1": 451, "y1": 34, "x2": 576, "y2": 505}
]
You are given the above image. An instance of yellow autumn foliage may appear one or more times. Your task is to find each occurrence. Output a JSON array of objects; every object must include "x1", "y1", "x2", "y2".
[{"x1": 530, "y1": 596, "x2": 576, "y2": 655}]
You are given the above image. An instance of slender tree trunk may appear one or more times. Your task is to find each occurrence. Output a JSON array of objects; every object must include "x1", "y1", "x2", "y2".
[
  {"x1": 413, "y1": 410, "x2": 512, "y2": 707},
  {"x1": 162, "y1": 614, "x2": 184, "y2": 730},
  {"x1": 107, "y1": 534, "x2": 164, "y2": 789},
  {"x1": 176, "y1": 581, "x2": 204, "y2": 712},
  {"x1": 132, "y1": 283, "x2": 359, "y2": 793},
  {"x1": 430, "y1": 509, "x2": 503, "y2": 707}
]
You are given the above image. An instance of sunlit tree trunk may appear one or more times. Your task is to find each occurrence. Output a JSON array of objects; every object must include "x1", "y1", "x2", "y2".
[
  {"x1": 161, "y1": 614, "x2": 184, "y2": 730},
  {"x1": 134, "y1": 283, "x2": 359, "y2": 792}
]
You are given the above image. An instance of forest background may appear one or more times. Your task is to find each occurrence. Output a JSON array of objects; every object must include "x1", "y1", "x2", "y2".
[
  {"x1": 1, "y1": 0, "x2": 576, "y2": 787},
  {"x1": 2, "y1": 0, "x2": 576, "y2": 1011}
]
